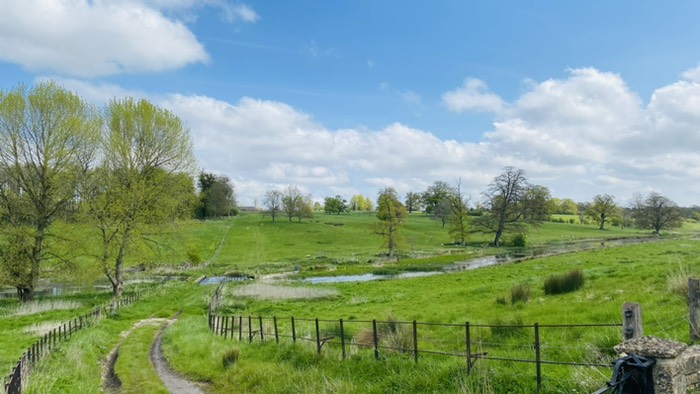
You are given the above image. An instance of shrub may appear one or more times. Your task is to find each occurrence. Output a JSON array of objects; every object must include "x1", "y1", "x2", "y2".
[
  {"x1": 222, "y1": 348, "x2": 239, "y2": 368},
  {"x1": 510, "y1": 283, "x2": 531, "y2": 305},
  {"x1": 544, "y1": 269, "x2": 584, "y2": 295},
  {"x1": 510, "y1": 234, "x2": 526, "y2": 247},
  {"x1": 495, "y1": 296, "x2": 508, "y2": 305}
]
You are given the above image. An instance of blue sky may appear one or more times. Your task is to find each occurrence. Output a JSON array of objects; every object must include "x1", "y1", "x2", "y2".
[{"x1": 3, "y1": 1, "x2": 700, "y2": 207}]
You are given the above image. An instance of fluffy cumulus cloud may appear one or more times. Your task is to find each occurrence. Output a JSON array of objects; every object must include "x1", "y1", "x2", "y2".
[
  {"x1": 442, "y1": 78, "x2": 506, "y2": 114},
  {"x1": 156, "y1": 94, "x2": 497, "y2": 205},
  {"x1": 55, "y1": 64, "x2": 700, "y2": 207},
  {"x1": 0, "y1": 0, "x2": 256, "y2": 77}
]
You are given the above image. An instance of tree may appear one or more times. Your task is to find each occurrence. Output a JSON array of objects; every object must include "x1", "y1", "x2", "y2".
[
  {"x1": 587, "y1": 194, "x2": 618, "y2": 230},
  {"x1": 84, "y1": 97, "x2": 195, "y2": 297},
  {"x1": 197, "y1": 172, "x2": 237, "y2": 218},
  {"x1": 350, "y1": 194, "x2": 372, "y2": 212},
  {"x1": 324, "y1": 195, "x2": 348, "y2": 214},
  {"x1": 558, "y1": 198, "x2": 578, "y2": 215},
  {"x1": 374, "y1": 187, "x2": 407, "y2": 259},
  {"x1": 522, "y1": 185, "x2": 553, "y2": 222},
  {"x1": 473, "y1": 167, "x2": 546, "y2": 247},
  {"x1": 0, "y1": 81, "x2": 101, "y2": 301},
  {"x1": 446, "y1": 180, "x2": 470, "y2": 246},
  {"x1": 631, "y1": 192, "x2": 682, "y2": 234},
  {"x1": 282, "y1": 185, "x2": 303, "y2": 222},
  {"x1": 404, "y1": 192, "x2": 423, "y2": 213},
  {"x1": 262, "y1": 189, "x2": 283, "y2": 222},
  {"x1": 577, "y1": 201, "x2": 591, "y2": 224},
  {"x1": 295, "y1": 194, "x2": 314, "y2": 222},
  {"x1": 422, "y1": 181, "x2": 452, "y2": 216}
]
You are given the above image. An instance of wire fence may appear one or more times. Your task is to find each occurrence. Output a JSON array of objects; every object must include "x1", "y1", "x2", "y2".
[
  {"x1": 208, "y1": 311, "x2": 622, "y2": 392},
  {"x1": 3, "y1": 293, "x2": 140, "y2": 394}
]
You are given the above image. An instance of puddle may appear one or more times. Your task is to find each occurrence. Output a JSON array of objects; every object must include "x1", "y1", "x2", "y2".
[
  {"x1": 304, "y1": 271, "x2": 442, "y2": 284},
  {"x1": 199, "y1": 276, "x2": 252, "y2": 285}
]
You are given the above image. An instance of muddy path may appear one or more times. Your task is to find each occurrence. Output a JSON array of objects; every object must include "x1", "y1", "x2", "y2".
[
  {"x1": 102, "y1": 316, "x2": 205, "y2": 394},
  {"x1": 150, "y1": 317, "x2": 206, "y2": 394}
]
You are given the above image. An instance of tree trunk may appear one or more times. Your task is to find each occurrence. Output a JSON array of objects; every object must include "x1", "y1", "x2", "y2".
[{"x1": 493, "y1": 229, "x2": 503, "y2": 247}]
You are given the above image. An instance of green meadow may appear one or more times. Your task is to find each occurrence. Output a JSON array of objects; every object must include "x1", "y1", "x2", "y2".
[{"x1": 2, "y1": 212, "x2": 698, "y2": 393}]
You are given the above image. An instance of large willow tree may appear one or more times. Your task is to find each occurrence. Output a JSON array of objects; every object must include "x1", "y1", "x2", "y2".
[
  {"x1": 0, "y1": 82, "x2": 101, "y2": 301},
  {"x1": 84, "y1": 98, "x2": 195, "y2": 297}
]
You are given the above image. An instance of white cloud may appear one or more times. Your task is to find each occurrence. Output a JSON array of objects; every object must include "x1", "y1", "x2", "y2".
[
  {"x1": 52, "y1": 64, "x2": 700, "y2": 207},
  {"x1": 0, "y1": 0, "x2": 214, "y2": 77},
  {"x1": 442, "y1": 78, "x2": 505, "y2": 114}
]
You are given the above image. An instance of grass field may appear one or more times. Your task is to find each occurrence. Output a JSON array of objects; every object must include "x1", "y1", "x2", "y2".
[{"x1": 3, "y1": 212, "x2": 698, "y2": 393}]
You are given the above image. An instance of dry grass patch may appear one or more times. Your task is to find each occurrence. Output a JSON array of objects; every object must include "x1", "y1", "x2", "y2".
[
  {"x1": 3, "y1": 300, "x2": 82, "y2": 316},
  {"x1": 23, "y1": 321, "x2": 64, "y2": 336},
  {"x1": 230, "y1": 284, "x2": 339, "y2": 300}
]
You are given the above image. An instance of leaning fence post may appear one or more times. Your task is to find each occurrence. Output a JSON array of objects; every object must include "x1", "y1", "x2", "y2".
[
  {"x1": 623, "y1": 302, "x2": 643, "y2": 341},
  {"x1": 534, "y1": 323, "x2": 542, "y2": 392},
  {"x1": 689, "y1": 278, "x2": 700, "y2": 341},
  {"x1": 372, "y1": 319, "x2": 379, "y2": 360}
]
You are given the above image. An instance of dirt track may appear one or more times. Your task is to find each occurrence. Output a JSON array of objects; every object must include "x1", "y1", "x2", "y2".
[{"x1": 102, "y1": 317, "x2": 205, "y2": 394}]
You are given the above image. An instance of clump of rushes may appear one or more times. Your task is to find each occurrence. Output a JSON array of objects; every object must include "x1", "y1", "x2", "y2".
[
  {"x1": 510, "y1": 283, "x2": 532, "y2": 305},
  {"x1": 222, "y1": 348, "x2": 240, "y2": 368},
  {"x1": 544, "y1": 269, "x2": 584, "y2": 295}
]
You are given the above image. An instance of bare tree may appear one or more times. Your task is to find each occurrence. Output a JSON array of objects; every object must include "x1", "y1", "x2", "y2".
[
  {"x1": 631, "y1": 192, "x2": 682, "y2": 234},
  {"x1": 447, "y1": 180, "x2": 470, "y2": 246},
  {"x1": 474, "y1": 167, "x2": 547, "y2": 247},
  {"x1": 262, "y1": 189, "x2": 283, "y2": 222}
]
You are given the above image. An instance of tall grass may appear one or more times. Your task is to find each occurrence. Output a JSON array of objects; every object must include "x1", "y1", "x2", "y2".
[
  {"x1": 230, "y1": 283, "x2": 339, "y2": 300},
  {"x1": 2, "y1": 300, "x2": 82, "y2": 317}
]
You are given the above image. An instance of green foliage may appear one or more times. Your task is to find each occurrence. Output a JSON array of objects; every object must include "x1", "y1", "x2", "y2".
[
  {"x1": 375, "y1": 188, "x2": 408, "y2": 258},
  {"x1": 0, "y1": 81, "x2": 102, "y2": 300},
  {"x1": 324, "y1": 195, "x2": 348, "y2": 215},
  {"x1": 197, "y1": 172, "x2": 238, "y2": 219},
  {"x1": 544, "y1": 269, "x2": 585, "y2": 295},
  {"x1": 510, "y1": 233, "x2": 527, "y2": 247}
]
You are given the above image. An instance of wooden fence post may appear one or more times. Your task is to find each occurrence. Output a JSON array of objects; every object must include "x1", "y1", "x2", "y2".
[
  {"x1": 238, "y1": 316, "x2": 243, "y2": 341},
  {"x1": 315, "y1": 318, "x2": 321, "y2": 354},
  {"x1": 689, "y1": 278, "x2": 700, "y2": 341},
  {"x1": 465, "y1": 322, "x2": 471, "y2": 373},
  {"x1": 259, "y1": 316, "x2": 264, "y2": 342},
  {"x1": 340, "y1": 319, "x2": 346, "y2": 360},
  {"x1": 622, "y1": 302, "x2": 643, "y2": 341},
  {"x1": 534, "y1": 323, "x2": 542, "y2": 392},
  {"x1": 413, "y1": 320, "x2": 419, "y2": 363},
  {"x1": 274, "y1": 316, "x2": 279, "y2": 344},
  {"x1": 292, "y1": 317, "x2": 296, "y2": 343},
  {"x1": 372, "y1": 320, "x2": 379, "y2": 360}
]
